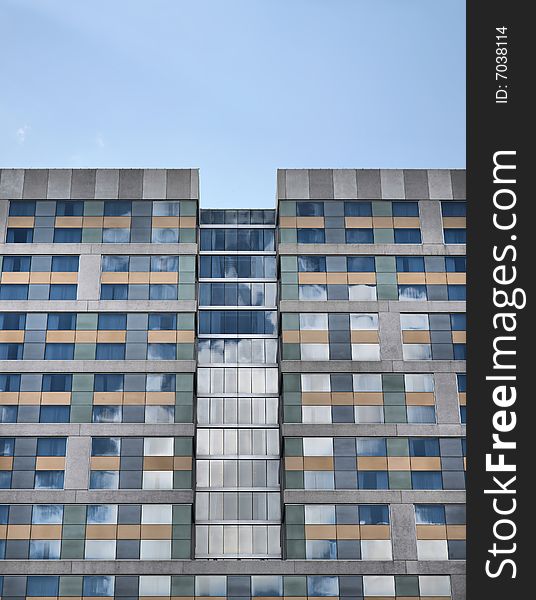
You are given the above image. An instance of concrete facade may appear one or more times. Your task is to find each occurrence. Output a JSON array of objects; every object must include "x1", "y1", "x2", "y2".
[{"x1": 0, "y1": 168, "x2": 465, "y2": 599}]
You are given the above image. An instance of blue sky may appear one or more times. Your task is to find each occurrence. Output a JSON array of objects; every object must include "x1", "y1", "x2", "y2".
[{"x1": 0, "y1": 0, "x2": 465, "y2": 207}]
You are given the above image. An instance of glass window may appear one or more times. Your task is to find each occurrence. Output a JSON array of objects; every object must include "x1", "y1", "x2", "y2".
[
  {"x1": 2, "y1": 256, "x2": 31, "y2": 271},
  {"x1": 32, "y1": 504, "x2": 63, "y2": 524},
  {"x1": 37, "y1": 437, "x2": 66, "y2": 456},
  {"x1": 9, "y1": 201, "x2": 35, "y2": 216},
  {"x1": 40, "y1": 406, "x2": 70, "y2": 423},
  {"x1": 47, "y1": 313, "x2": 76, "y2": 330},
  {"x1": 149, "y1": 313, "x2": 176, "y2": 330},
  {"x1": 35, "y1": 471, "x2": 64, "y2": 489},
  {"x1": 98, "y1": 313, "x2": 126, "y2": 330},
  {"x1": 394, "y1": 228, "x2": 421, "y2": 243},
  {"x1": 104, "y1": 200, "x2": 131, "y2": 216},
  {"x1": 347, "y1": 256, "x2": 375, "y2": 272},
  {"x1": 396, "y1": 256, "x2": 425, "y2": 272},
  {"x1": 102, "y1": 255, "x2": 129, "y2": 272},
  {"x1": 444, "y1": 229, "x2": 466, "y2": 243},
  {"x1": 296, "y1": 202, "x2": 324, "y2": 217},
  {"x1": 94, "y1": 374, "x2": 123, "y2": 392},
  {"x1": 442, "y1": 201, "x2": 466, "y2": 216},
  {"x1": 297, "y1": 228, "x2": 325, "y2": 244},
  {"x1": 344, "y1": 202, "x2": 372, "y2": 217},
  {"x1": 83, "y1": 576, "x2": 114, "y2": 597},
  {"x1": 45, "y1": 343, "x2": 75, "y2": 360},
  {"x1": 53, "y1": 228, "x2": 82, "y2": 243},
  {"x1": 56, "y1": 201, "x2": 83, "y2": 216},
  {"x1": 0, "y1": 284, "x2": 28, "y2": 300},
  {"x1": 27, "y1": 577, "x2": 59, "y2": 596},
  {"x1": 298, "y1": 256, "x2": 326, "y2": 272},
  {"x1": 49, "y1": 284, "x2": 77, "y2": 300},
  {"x1": 91, "y1": 437, "x2": 120, "y2": 456},
  {"x1": 345, "y1": 229, "x2": 374, "y2": 243},
  {"x1": 392, "y1": 201, "x2": 419, "y2": 216}
]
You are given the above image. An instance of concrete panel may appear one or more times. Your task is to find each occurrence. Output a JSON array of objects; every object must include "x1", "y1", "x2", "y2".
[
  {"x1": 357, "y1": 169, "x2": 381, "y2": 198},
  {"x1": 435, "y1": 372, "x2": 462, "y2": 424},
  {"x1": 419, "y1": 200, "x2": 445, "y2": 244},
  {"x1": 0, "y1": 200, "x2": 9, "y2": 241},
  {"x1": 379, "y1": 312, "x2": 403, "y2": 361},
  {"x1": 391, "y1": 503, "x2": 418, "y2": 560},
  {"x1": 333, "y1": 169, "x2": 357, "y2": 199},
  {"x1": 166, "y1": 170, "x2": 191, "y2": 199},
  {"x1": 380, "y1": 169, "x2": 405, "y2": 199},
  {"x1": 71, "y1": 169, "x2": 96, "y2": 199},
  {"x1": 403, "y1": 169, "x2": 429, "y2": 199},
  {"x1": 428, "y1": 169, "x2": 453, "y2": 199},
  {"x1": 308, "y1": 169, "x2": 334, "y2": 199},
  {"x1": 190, "y1": 169, "x2": 200, "y2": 199},
  {"x1": 0, "y1": 169, "x2": 24, "y2": 199},
  {"x1": 451, "y1": 170, "x2": 466, "y2": 199},
  {"x1": 142, "y1": 169, "x2": 166, "y2": 199},
  {"x1": 77, "y1": 254, "x2": 101, "y2": 300},
  {"x1": 95, "y1": 169, "x2": 119, "y2": 198},
  {"x1": 450, "y1": 573, "x2": 467, "y2": 600},
  {"x1": 277, "y1": 169, "x2": 286, "y2": 199},
  {"x1": 47, "y1": 169, "x2": 72, "y2": 198},
  {"x1": 119, "y1": 169, "x2": 143, "y2": 198},
  {"x1": 285, "y1": 169, "x2": 310, "y2": 199},
  {"x1": 64, "y1": 436, "x2": 91, "y2": 490},
  {"x1": 22, "y1": 169, "x2": 48, "y2": 198}
]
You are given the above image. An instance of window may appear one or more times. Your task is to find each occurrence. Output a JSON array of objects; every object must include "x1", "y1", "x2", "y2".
[
  {"x1": 442, "y1": 201, "x2": 466, "y2": 216},
  {"x1": 53, "y1": 228, "x2": 82, "y2": 243},
  {"x1": 104, "y1": 200, "x2": 131, "y2": 216},
  {"x1": 296, "y1": 202, "x2": 324, "y2": 217},
  {"x1": 344, "y1": 202, "x2": 372, "y2": 216},
  {"x1": 51, "y1": 255, "x2": 80, "y2": 273},
  {"x1": 392, "y1": 201, "x2": 419, "y2": 216},
  {"x1": 297, "y1": 228, "x2": 325, "y2": 244},
  {"x1": 56, "y1": 201, "x2": 83, "y2": 216},
  {"x1": 394, "y1": 228, "x2": 421, "y2": 243},
  {"x1": 9, "y1": 201, "x2": 36, "y2": 216},
  {"x1": 345, "y1": 229, "x2": 373, "y2": 243},
  {"x1": 6, "y1": 228, "x2": 33, "y2": 243}
]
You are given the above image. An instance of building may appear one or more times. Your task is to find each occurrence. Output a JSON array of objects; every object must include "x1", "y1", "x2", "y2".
[{"x1": 0, "y1": 168, "x2": 466, "y2": 599}]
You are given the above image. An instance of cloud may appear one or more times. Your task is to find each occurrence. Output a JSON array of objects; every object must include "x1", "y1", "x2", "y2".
[{"x1": 16, "y1": 124, "x2": 30, "y2": 144}]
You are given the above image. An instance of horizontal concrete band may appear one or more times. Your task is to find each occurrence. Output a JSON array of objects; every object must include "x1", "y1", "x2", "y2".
[
  {"x1": 0, "y1": 424, "x2": 195, "y2": 436},
  {"x1": 282, "y1": 424, "x2": 466, "y2": 437},
  {"x1": 284, "y1": 490, "x2": 466, "y2": 504},
  {"x1": 281, "y1": 360, "x2": 466, "y2": 373},
  {"x1": 0, "y1": 300, "x2": 197, "y2": 312},
  {"x1": 0, "y1": 559, "x2": 465, "y2": 576},
  {"x1": 0, "y1": 243, "x2": 198, "y2": 255},
  {"x1": 280, "y1": 301, "x2": 466, "y2": 313},
  {"x1": 0, "y1": 360, "x2": 196, "y2": 372},
  {"x1": 279, "y1": 244, "x2": 466, "y2": 256},
  {"x1": 0, "y1": 490, "x2": 194, "y2": 503}
]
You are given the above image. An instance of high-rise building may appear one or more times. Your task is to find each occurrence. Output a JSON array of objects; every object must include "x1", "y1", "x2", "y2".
[{"x1": 0, "y1": 169, "x2": 466, "y2": 600}]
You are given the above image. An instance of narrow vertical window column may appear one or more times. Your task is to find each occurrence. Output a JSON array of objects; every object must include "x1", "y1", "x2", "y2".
[{"x1": 194, "y1": 209, "x2": 281, "y2": 558}]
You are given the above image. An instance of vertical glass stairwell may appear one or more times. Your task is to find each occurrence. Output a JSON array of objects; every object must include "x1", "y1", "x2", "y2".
[{"x1": 194, "y1": 209, "x2": 281, "y2": 557}]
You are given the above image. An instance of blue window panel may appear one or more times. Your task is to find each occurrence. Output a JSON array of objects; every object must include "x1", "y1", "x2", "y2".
[
  {"x1": 0, "y1": 473, "x2": 12, "y2": 488},
  {"x1": 450, "y1": 313, "x2": 466, "y2": 330},
  {"x1": 358, "y1": 471, "x2": 388, "y2": 489},
  {"x1": 91, "y1": 437, "x2": 120, "y2": 456},
  {"x1": 53, "y1": 229, "x2": 82, "y2": 243},
  {"x1": 356, "y1": 438, "x2": 387, "y2": 456},
  {"x1": 29, "y1": 540, "x2": 61, "y2": 559},
  {"x1": 2, "y1": 256, "x2": 31, "y2": 271},
  {"x1": 345, "y1": 229, "x2": 373, "y2": 244},
  {"x1": 0, "y1": 344, "x2": 23, "y2": 360},
  {"x1": 296, "y1": 202, "x2": 324, "y2": 217},
  {"x1": 447, "y1": 285, "x2": 466, "y2": 300},
  {"x1": 415, "y1": 504, "x2": 446, "y2": 524},
  {"x1": 344, "y1": 202, "x2": 372, "y2": 217},
  {"x1": 51, "y1": 256, "x2": 79, "y2": 272},
  {"x1": 89, "y1": 471, "x2": 118, "y2": 489},
  {"x1": 40, "y1": 406, "x2": 70, "y2": 423},
  {"x1": 101, "y1": 284, "x2": 128, "y2": 300},
  {"x1": 409, "y1": 438, "x2": 439, "y2": 457},
  {"x1": 444, "y1": 229, "x2": 466, "y2": 244},
  {"x1": 38, "y1": 438, "x2": 66, "y2": 456},
  {"x1": 0, "y1": 285, "x2": 28, "y2": 300},
  {"x1": 0, "y1": 374, "x2": 20, "y2": 391},
  {"x1": 411, "y1": 471, "x2": 443, "y2": 490},
  {"x1": 150, "y1": 284, "x2": 177, "y2": 300},
  {"x1": 346, "y1": 256, "x2": 375, "y2": 272},
  {"x1": 45, "y1": 344, "x2": 74, "y2": 360},
  {"x1": 83, "y1": 576, "x2": 115, "y2": 597},
  {"x1": 0, "y1": 313, "x2": 25, "y2": 330},
  {"x1": 0, "y1": 407, "x2": 17, "y2": 423},
  {"x1": 104, "y1": 200, "x2": 132, "y2": 216},
  {"x1": 92, "y1": 406, "x2": 122, "y2": 423},
  {"x1": 151, "y1": 255, "x2": 179, "y2": 271},
  {"x1": 396, "y1": 256, "x2": 425, "y2": 272},
  {"x1": 96, "y1": 344, "x2": 125, "y2": 360},
  {"x1": 49, "y1": 284, "x2": 77, "y2": 300},
  {"x1": 98, "y1": 313, "x2": 126, "y2": 330},
  {"x1": 27, "y1": 576, "x2": 60, "y2": 596},
  {"x1": 297, "y1": 229, "x2": 325, "y2": 244},
  {"x1": 398, "y1": 285, "x2": 427, "y2": 301},
  {"x1": 392, "y1": 201, "x2": 419, "y2": 217},
  {"x1": 35, "y1": 471, "x2": 64, "y2": 489},
  {"x1": 9, "y1": 201, "x2": 36, "y2": 216},
  {"x1": 56, "y1": 201, "x2": 83, "y2": 216},
  {"x1": 460, "y1": 406, "x2": 467, "y2": 423},
  {"x1": 298, "y1": 256, "x2": 326, "y2": 272},
  {"x1": 149, "y1": 313, "x2": 176, "y2": 330},
  {"x1": 0, "y1": 439, "x2": 14, "y2": 456},
  {"x1": 47, "y1": 313, "x2": 76, "y2": 330},
  {"x1": 394, "y1": 229, "x2": 422, "y2": 243},
  {"x1": 407, "y1": 406, "x2": 436, "y2": 424},
  {"x1": 454, "y1": 344, "x2": 466, "y2": 360},
  {"x1": 42, "y1": 374, "x2": 71, "y2": 392},
  {"x1": 102, "y1": 256, "x2": 129, "y2": 272},
  {"x1": 6, "y1": 228, "x2": 34, "y2": 243},
  {"x1": 359, "y1": 504, "x2": 389, "y2": 524},
  {"x1": 306, "y1": 539, "x2": 337, "y2": 559},
  {"x1": 307, "y1": 576, "x2": 339, "y2": 597},
  {"x1": 94, "y1": 374, "x2": 123, "y2": 392},
  {"x1": 446, "y1": 256, "x2": 467, "y2": 272},
  {"x1": 147, "y1": 344, "x2": 175, "y2": 360},
  {"x1": 457, "y1": 374, "x2": 467, "y2": 392},
  {"x1": 442, "y1": 201, "x2": 466, "y2": 216},
  {"x1": 147, "y1": 374, "x2": 174, "y2": 392},
  {"x1": 0, "y1": 506, "x2": 8, "y2": 523}
]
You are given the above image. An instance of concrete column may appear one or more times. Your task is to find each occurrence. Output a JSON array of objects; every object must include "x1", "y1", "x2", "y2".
[
  {"x1": 0, "y1": 200, "x2": 8, "y2": 242},
  {"x1": 379, "y1": 312, "x2": 403, "y2": 361},
  {"x1": 78, "y1": 254, "x2": 101, "y2": 300},
  {"x1": 390, "y1": 503, "x2": 418, "y2": 560},
  {"x1": 419, "y1": 200, "x2": 445, "y2": 244},
  {"x1": 450, "y1": 574, "x2": 466, "y2": 600},
  {"x1": 64, "y1": 436, "x2": 91, "y2": 490},
  {"x1": 435, "y1": 372, "x2": 461, "y2": 424}
]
